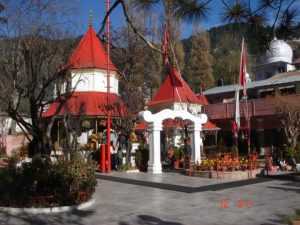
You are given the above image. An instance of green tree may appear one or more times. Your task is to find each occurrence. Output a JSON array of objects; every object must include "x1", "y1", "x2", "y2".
[
  {"x1": 221, "y1": 0, "x2": 300, "y2": 51},
  {"x1": 211, "y1": 33, "x2": 241, "y2": 85},
  {"x1": 184, "y1": 31, "x2": 214, "y2": 91}
]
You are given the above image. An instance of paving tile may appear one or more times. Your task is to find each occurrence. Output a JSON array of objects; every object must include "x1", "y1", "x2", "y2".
[{"x1": 0, "y1": 172, "x2": 299, "y2": 225}]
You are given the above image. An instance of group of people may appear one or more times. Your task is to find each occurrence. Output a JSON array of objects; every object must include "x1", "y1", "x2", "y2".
[
  {"x1": 89, "y1": 130, "x2": 131, "y2": 170},
  {"x1": 269, "y1": 157, "x2": 296, "y2": 172},
  {"x1": 265, "y1": 151, "x2": 297, "y2": 174}
]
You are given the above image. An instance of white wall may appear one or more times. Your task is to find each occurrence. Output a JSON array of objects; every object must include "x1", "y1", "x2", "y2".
[
  {"x1": 65, "y1": 69, "x2": 119, "y2": 94},
  {"x1": 173, "y1": 102, "x2": 202, "y2": 115},
  {"x1": 287, "y1": 64, "x2": 296, "y2": 72}
]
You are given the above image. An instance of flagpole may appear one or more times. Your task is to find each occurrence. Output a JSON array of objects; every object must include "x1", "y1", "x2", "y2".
[
  {"x1": 240, "y1": 38, "x2": 251, "y2": 154},
  {"x1": 106, "y1": 0, "x2": 111, "y2": 173}
]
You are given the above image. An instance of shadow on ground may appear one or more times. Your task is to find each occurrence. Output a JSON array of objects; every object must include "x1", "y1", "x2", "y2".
[
  {"x1": 0, "y1": 209, "x2": 95, "y2": 225},
  {"x1": 119, "y1": 214, "x2": 183, "y2": 225},
  {"x1": 267, "y1": 186, "x2": 300, "y2": 194}
]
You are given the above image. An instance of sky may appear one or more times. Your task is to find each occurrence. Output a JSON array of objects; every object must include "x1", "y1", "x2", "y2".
[{"x1": 78, "y1": 0, "x2": 225, "y2": 39}]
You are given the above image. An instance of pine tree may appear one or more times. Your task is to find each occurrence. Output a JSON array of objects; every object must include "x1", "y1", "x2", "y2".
[
  {"x1": 211, "y1": 33, "x2": 241, "y2": 85},
  {"x1": 184, "y1": 31, "x2": 214, "y2": 92}
]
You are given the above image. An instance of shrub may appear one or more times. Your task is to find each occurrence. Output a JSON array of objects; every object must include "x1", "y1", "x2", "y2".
[{"x1": 0, "y1": 154, "x2": 97, "y2": 207}]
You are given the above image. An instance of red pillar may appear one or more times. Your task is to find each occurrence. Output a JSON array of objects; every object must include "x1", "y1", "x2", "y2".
[
  {"x1": 106, "y1": 117, "x2": 111, "y2": 173},
  {"x1": 100, "y1": 144, "x2": 106, "y2": 173}
]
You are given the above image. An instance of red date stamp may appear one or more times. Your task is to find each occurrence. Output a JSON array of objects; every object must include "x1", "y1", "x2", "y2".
[{"x1": 219, "y1": 198, "x2": 254, "y2": 209}]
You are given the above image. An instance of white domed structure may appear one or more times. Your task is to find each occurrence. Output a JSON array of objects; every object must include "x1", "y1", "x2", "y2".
[
  {"x1": 254, "y1": 37, "x2": 295, "y2": 81},
  {"x1": 265, "y1": 37, "x2": 293, "y2": 64}
]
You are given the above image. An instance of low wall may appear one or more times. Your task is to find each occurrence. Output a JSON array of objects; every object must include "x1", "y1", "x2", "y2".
[{"x1": 188, "y1": 169, "x2": 262, "y2": 180}]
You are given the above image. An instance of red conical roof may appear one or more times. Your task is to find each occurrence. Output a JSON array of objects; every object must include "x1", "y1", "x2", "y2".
[
  {"x1": 43, "y1": 92, "x2": 126, "y2": 117},
  {"x1": 196, "y1": 93, "x2": 209, "y2": 105},
  {"x1": 68, "y1": 26, "x2": 117, "y2": 71},
  {"x1": 148, "y1": 67, "x2": 202, "y2": 107}
]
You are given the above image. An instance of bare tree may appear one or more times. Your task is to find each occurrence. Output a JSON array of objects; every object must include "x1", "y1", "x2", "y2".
[
  {"x1": 274, "y1": 94, "x2": 300, "y2": 150},
  {"x1": 0, "y1": 1, "x2": 78, "y2": 155},
  {"x1": 98, "y1": 0, "x2": 212, "y2": 53}
]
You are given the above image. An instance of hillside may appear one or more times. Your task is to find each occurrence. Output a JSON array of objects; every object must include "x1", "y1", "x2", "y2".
[{"x1": 182, "y1": 23, "x2": 300, "y2": 87}]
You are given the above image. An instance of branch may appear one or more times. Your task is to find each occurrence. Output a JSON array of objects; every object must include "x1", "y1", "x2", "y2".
[
  {"x1": 220, "y1": 0, "x2": 231, "y2": 11},
  {"x1": 98, "y1": 0, "x2": 121, "y2": 35},
  {"x1": 119, "y1": 0, "x2": 161, "y2": 53},
  {"x1": 271, "y1": 0, "x2": 283, "y2": 33},
  {"x1": 98, "y1": 0, "x2": 161, "y2": 53},
  {"x1": 286, "y1": 0, "x2": 297, "y2": 11}
]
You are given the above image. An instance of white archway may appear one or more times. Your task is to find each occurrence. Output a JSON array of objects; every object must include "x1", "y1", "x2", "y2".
[{"x1": 139, "y1": 109, "x2": 208, "y2": 174}]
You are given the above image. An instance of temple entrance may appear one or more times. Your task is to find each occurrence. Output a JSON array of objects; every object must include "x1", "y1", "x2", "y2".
[{"x1": 139, "y1": 109, "x2": 207, "y2": 174}]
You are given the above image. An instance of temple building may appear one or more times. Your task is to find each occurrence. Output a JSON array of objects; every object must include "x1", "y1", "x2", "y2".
[
  {"x1": 136, "y1": 67, "x2": 219, "y2": 154},
  {"x1": 255, "y1": 38, "x2": 295, "y2": 80},
  {"x1": 43, "y1": 25, "x2": 126, "y2": 147},
  {"x1": 203, "y1": 38, "x2": 300, "y2": 156}
]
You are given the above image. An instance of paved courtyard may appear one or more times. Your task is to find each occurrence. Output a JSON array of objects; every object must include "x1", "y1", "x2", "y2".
[{"x1": 0, "y1": 172, "x2": 299, "y2": 225}]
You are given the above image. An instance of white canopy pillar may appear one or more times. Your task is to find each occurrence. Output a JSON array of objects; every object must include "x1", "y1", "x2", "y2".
[
  {"x1": 147, "y1": 122, "x2": 163, "y2": 174},
  {"x1": 189, "y1": 123, "x2": 202, "y2": 165},
  {"x1": 139, "y1": 109, "x2": 207, "y2": 174}
]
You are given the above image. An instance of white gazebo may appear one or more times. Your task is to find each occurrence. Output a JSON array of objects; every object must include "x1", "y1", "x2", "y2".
[{"x1": 139, "y1": 109, "x2": 207, "y2": 174}]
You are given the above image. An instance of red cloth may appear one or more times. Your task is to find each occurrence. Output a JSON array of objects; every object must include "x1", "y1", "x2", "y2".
[
  {"x1": 231, "y1": 120, "x2": 238, "y2": 138},
  {"x1": 43, "y1": 92, "x2": 127, "y2": 118}
]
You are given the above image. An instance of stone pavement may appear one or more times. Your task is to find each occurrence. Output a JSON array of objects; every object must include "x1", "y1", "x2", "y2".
[{"x1": 0, "y1": 172, "x2": 299, "y2": 225}]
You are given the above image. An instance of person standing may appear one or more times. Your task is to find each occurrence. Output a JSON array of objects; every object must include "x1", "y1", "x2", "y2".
[
  {"x1": 183, "y1": 138, "x2": 192, "y2": 158},
  {"x1": 110, "y1": 141, "x2": 118, "y2": 170}
]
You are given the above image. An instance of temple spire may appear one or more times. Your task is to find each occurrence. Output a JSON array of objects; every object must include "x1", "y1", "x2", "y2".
[{"x1": 88, "y1": 9, "x2": 93, "y2": 27}]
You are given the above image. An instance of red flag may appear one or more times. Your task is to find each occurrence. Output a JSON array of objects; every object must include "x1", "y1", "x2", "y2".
[
  {"x1": 162, "y1": 23, "x2": 170, "y2": 66},
  {"x1": 231, "y1": 120, "x2": 238, "y2": 138},
  {"x1": 239, "y1": 38, "x2": 247, "y2": 96}
]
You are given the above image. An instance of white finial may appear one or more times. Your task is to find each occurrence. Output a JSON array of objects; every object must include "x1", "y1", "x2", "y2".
[{"x1": 88, "y1": 10, "x2": 93, "y2": 27}]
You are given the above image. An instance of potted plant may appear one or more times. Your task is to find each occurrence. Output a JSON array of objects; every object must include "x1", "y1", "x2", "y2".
[{"x1": 174, "y1": 147, "x2": 182, "y2": 169}]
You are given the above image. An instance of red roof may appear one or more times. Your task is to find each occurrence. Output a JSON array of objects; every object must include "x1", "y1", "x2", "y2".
[
  {"x1": 148, "y1": 67, "x2": 202, "y2": 107},
  {"x1": 43, "y1": 92, "x2": 126, "y2": 118},
  {"x1": 135, "y1": 120, "x2": 219, "y2": 131},
  {"x1": 203, "y1": 121, "x2": 220, "y2": 131},
  {"x1": 68, "y1": 26, "x2": 117, "y2": 71},
  {"x1": 196, "y1": 94, "x2": 209, "y2": 105}
]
